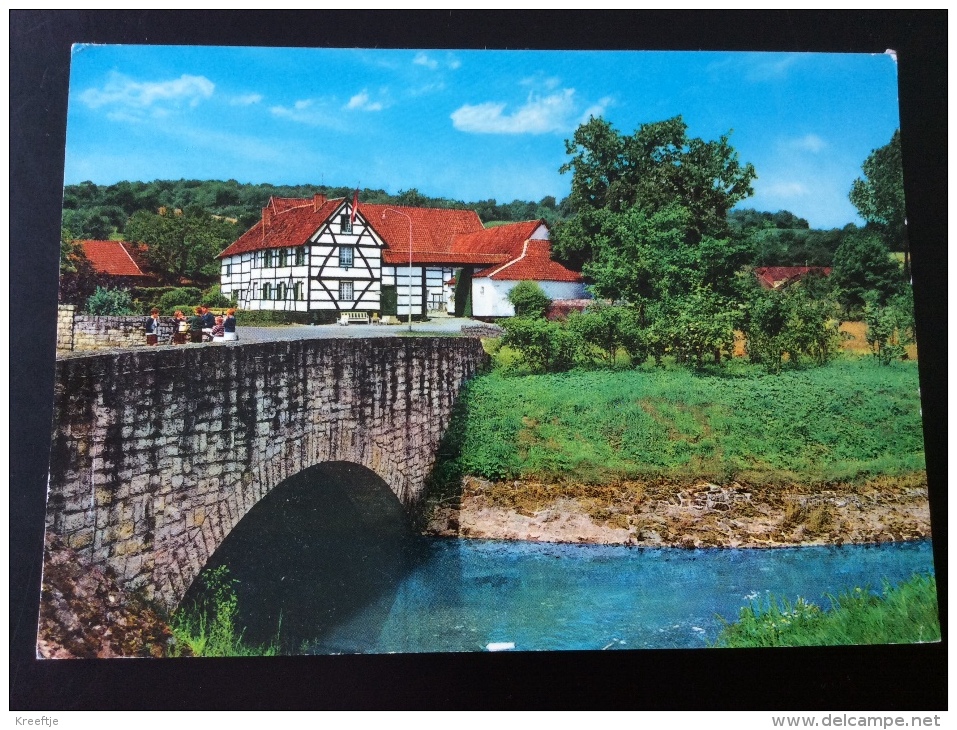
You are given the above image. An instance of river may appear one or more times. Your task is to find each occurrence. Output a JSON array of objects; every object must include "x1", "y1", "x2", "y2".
[{"x1": 289, "y1": 538, "x2": 935, "y2": 654}]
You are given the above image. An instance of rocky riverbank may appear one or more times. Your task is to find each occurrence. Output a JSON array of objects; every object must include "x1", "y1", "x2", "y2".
[
  {"x1": 37, "y1": 534, "x2": 188, "y2": 659},
  {"x1": 425, "y1": 475, "x2": 932, "y2": 548}
]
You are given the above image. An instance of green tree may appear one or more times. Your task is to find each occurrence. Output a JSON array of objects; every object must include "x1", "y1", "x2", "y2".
[
  {"x1": 830, "y1": 232, "x2": 903, "y2": 315},
  {"x1": 849, "y1": 130, "x2": 908, "y2": 275},
  {"x1": 126, "y1": 208, "x2": 238, "y2": 285},
  {"x1": 506, "y1": 280, "x2": 552, "y2": 318},
  {"x1": 552, "y1": 115, "x2": 756, "y2": 273},
  {"x1": 863, "y1": 292, "x2": 915, "y2": 365}
]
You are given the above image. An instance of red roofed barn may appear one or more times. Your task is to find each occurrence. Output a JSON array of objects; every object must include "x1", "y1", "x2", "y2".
[
  {"x1": 217, "y1": 194, "x2": 588, "y2": 320},
  {"x1": 754, "y1": 266, "x2": 831, "y2": 290}
]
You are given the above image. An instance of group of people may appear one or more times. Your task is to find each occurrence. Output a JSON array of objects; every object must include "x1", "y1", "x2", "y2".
[{"x1": 144, "y1": 305, "x2": 237, "y2": 346}]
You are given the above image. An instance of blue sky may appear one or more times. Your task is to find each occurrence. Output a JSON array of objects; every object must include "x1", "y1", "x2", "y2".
[{"x1": 64, "y1": 45, "x2": 902, "y2": 229}]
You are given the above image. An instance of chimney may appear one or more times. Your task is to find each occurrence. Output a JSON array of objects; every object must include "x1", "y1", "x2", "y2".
[{"x1": 313, "y1": 193, "x2": 327, "y2": 212}]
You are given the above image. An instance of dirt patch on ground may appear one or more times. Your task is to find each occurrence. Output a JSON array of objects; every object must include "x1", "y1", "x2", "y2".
[
  {"x1": 37, "y1": 533, "x2": 188, "y2": 658},
  {"x1": 425, "y1": 474, "x2": 932, "y2": 548}
]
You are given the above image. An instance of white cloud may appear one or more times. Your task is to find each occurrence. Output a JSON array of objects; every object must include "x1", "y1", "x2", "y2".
[
  {"x1": 413, "y1": 51, "x2": 459, "y2": 70},
  {"x1": 789, "y1": 134, "x2": 827, "y2": 153},
  {"x1": 413, "y1": 52, "x2": 439, "y2": 70},
  {"x1": 78, "y1": 72, "x2": 214, "y2": 115},
  {"x1": 345, "y1": 90, "x2": 384, "y2": 112},
  {"x1": 270, "y1": 98, "x2": 340, "y2": 127},
  {"x1": 451, "y1": 89, "x2": 577, "y2": 134},
  {"x1": 580, "y1": 96, "x2": 614, "y2": 123},
  {"x1": 229, "y1": 93, "x2": 263, "y2": 106}
]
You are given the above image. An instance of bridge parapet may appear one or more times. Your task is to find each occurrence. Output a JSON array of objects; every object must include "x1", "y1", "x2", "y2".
[{"x1": 45, "y1": 337, "x2": 488, "y2": 609}]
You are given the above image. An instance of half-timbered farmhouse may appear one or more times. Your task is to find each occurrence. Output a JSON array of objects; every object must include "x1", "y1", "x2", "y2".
[{"x1": 217, "y1": 194, "x2": 587, "y2": 321}]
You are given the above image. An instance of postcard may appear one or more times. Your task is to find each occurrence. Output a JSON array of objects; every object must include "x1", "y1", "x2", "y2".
[{"x1": 39, "y1": 45, "x2": 938, "y2": 661}]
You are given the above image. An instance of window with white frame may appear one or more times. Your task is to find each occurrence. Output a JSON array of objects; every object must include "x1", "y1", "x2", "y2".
[
  {"x1": 294, "y1": 248, "x2": 306, "y2": 266},
  {"x1": 277, "y1": 282, "x2": 287, "y2": 300},
  {"x1": 265, "y1": 250, "x2": 275, "y2": 267},
  {"x1": 293, "y1": 281, "x2": 303, "y2": 300},
  {"x1": 278, "y1": 249, "x2": 288, "y2": 267},
  {"x1": 262, "y1": 283, "x2": 273, "y2": 300},
  {"x1": 340, "y1": 214, "x2": 352, "y2": 234},
  {"x1": 339, "y1": 246, "x2": 354, "y2": 269},
  {"x1": 339, "y1": 281, "x2": 354, "y2": 301}
]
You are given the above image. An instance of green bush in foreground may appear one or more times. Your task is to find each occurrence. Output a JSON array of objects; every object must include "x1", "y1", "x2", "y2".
[
  {"x1": 169, "y1": 566, "x2": 278, "y2": 657},
  {"x1": 712, "y1": 573, "x2": 939, "y2": 648}
]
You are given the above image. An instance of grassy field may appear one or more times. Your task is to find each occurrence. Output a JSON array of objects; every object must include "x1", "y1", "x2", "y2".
[
  {"x1": 441, "y1": 359, "x2": 926, "y2": 487},
  {"x1": 712, "y1": 573, "x2": 939, "y2": 647}
]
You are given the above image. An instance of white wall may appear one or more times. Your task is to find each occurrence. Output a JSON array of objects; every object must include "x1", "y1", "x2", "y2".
[{"x1": 472, "y1": 278, "x2": 589, "y2": 318}]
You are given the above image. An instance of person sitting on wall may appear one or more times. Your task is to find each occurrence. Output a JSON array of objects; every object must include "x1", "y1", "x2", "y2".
[
  {"x1": 172, "y1": 310, "x2": 189, "y2": 345},
  {"x1": 223, "y1": 308, "x2": 238, "y2": 341},
  {"x1": 211, "y1": 315, "x2": 225, "y2": 342},
  {"x1": 200, "y1": 305, "x2": 215, "y2": 340},
  {"x1": 189, "y1": 307, "x2": 206, "y2": 343},
  {"x1": 144, "y1": 307, "x2": 161, "y2": 346}
]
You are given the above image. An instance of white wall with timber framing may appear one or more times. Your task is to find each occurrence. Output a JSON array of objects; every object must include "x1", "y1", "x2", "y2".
[
  {"x1": 220, "y1": 247, "x2": 310, "y2": 312},
  {"x1": 308, "y1": 202, "x2": 383, "y2": 314}
]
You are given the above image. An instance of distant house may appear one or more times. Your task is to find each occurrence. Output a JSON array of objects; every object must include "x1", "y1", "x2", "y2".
[
  {"x1": 217, "y1": 194, "x2": 587, "y2": 321},
  {"x1": 75, "y1": 239, "x2": 157, "y2": 287},
  {"x1": 754, "y1": 266, "x2": 832, "y2": 290}
]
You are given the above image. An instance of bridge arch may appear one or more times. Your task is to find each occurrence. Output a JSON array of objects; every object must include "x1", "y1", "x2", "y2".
[
  {"x1": 181, "y1": 461, "x2": 416, "y2": 650},
  {"x1": 44, "y1": 337, "x2": 487, "y2": 611}
]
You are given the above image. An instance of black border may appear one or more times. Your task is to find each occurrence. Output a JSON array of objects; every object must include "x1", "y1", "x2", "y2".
[{"x1": 10, "y1": 11, "x2": 946, "y2": 710}]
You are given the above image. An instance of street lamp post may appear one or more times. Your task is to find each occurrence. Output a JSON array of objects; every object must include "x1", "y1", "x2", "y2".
[{"x1": 382, "y1": 208, "x2": 414, "y2": 331}]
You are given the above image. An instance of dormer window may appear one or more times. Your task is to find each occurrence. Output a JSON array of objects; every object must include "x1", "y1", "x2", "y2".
[
  {"x1": 340, "y1": 214, "x2": 352, "y2": 234},
  {"x1": 339, "y1": 246, "x2": 354, "y2": 269}
]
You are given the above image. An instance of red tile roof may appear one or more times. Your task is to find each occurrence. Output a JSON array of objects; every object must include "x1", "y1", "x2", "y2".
[
  {"x1": 475, "y1": 239, "x2": 584, "y2": 282},
  {"x1": 77, "y1": 240, "x2": 149, "y2": 277},
  {"x1": 755, "y1": 266, "x2": 832, "y2": 289},
  {"x1": 218, "y1": 196, "x2": 341, "y2": 258},
  {"x1": 360, "y1": 203, "x2": 487, "y2": 264},
  {"x1": 217, "y1": 198, "x2": 581, "y2": 282}
]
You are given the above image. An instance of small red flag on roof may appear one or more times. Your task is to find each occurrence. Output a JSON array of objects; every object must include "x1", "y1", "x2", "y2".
[{"x1": 351, "y1": 188, "x2": 359, "y2": 224}]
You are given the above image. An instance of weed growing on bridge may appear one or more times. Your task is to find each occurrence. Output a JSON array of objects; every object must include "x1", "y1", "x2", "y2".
[
  {"x1": 169, "y1": 566, "x2": 279, "y2": 657},
  {"x1": 712, "y1": 573, "x2": 939, "y2": 647}
]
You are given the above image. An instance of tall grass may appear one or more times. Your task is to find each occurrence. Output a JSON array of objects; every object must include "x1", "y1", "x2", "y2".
[
  {"x1": 445, "y1": 359, "x2": 926, "y2": 486},
  {"x1": 168, "y1": 566, "x2": 280, "y2": 657},
  {"x1": 712, "y1": 573, "x2": 940, "y2": 647}
]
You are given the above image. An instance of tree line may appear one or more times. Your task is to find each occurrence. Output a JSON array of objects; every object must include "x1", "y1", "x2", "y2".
[
  {"x1": 60, "y1": 179, "x2": 567, "y2": 240},
  {"x1": 499, "y1": 117, "x2": 912, "y2": 372}
]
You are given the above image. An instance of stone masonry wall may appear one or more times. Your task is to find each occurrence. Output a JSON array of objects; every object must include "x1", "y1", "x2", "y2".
[
  {"x1": 56, "y1": 305, "x2": 175, "y2": 353},
  {"x1": 56, "y1": 305, "x2": 76, "y2": 353},
  {"x1": 45, "y1": 337, "x2": 488, "y2": 610}
]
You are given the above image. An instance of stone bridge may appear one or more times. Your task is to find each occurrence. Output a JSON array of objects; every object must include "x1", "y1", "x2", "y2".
[{"x1": 44, "y1": 337, "x2": 487, "y2": 611}]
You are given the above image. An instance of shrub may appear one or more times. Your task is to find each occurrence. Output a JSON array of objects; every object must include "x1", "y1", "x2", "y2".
[
  {"x1": 235, "y1": 309, "x2": 313, "y2": 326},
  {"x1": 85, "y1": 286, "x2": 136, "y2": 315},
  {"x1": 863, "y1": 291, "x2": 915, "y2": 365},
  {"x1": 201, "y1": 283, "x2": 235, "y2": 308},
  {"x1": 568, "y1": 302, "x2": 644, "y2": 366},
  {"x1": 157, "y1": 287, "x2": 203, "y2": 314},
  {"x1": 507, "y1": 281, "x2": 552, "y2": 318},
  {"x1": 743, "y1": 285, "x2": 844, "y2": 374},
  {"x1": 500, "y1": 316, "x2": 582, "y2": 373}
]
